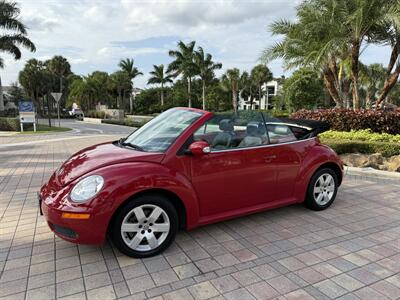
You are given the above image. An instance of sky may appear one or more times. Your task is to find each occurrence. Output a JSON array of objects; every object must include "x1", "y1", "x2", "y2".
[{"x1": 1, "y1": 0, "x2": 393, "y2": 88}]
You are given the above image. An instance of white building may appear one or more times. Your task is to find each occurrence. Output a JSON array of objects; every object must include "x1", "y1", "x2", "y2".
[{"x1": 239, "y1": 80, "x2": 281, "y2": 110}]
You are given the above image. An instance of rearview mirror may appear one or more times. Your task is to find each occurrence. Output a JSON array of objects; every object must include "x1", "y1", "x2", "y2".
[{"x1": 188, "y1": 141, "x2": 211, "y2": 155}]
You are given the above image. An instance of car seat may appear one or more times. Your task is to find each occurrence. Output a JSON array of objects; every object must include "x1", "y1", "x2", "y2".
[
  {"x1": 238, "y1": 122, "x2": 266, "y2": 147},
  {"x1": 211, "y1": 119, "x2": 235, "y2": 149}
]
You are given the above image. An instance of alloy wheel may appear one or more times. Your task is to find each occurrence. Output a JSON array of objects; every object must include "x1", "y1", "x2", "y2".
[
  {"x1": 121, "y1": 204, "x2": 170, "y2": 252},
  {"x1": 313, "y1": 173, "x2": 335, "y2": 206}
]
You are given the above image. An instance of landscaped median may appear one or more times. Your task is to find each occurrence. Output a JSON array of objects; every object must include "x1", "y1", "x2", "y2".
[
  {"x1": 0, "y1": 117, "x2": 71, "y2": 134},
  {"x1": 320, "y1": 129, "x2": 400, "y2": 172}
]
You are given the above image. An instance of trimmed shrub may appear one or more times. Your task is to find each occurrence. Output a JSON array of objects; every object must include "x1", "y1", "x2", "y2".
[
  {"x1": 320, "y1": 129, "x2": 400, "y2": 143},
  {"x1": 291, "y1": 109, "x2": 400, "y2": 134},
  {"x1": 86, "y1": 110, "x2": 106, "y2": 119},
  {"x1": 0, "y1": 117, "x2": 20, "y2": 131},
  {"x1": 322, "y1": 139, "x2": 400, "y2": 157},
  {"x1": 101, "y1": 119, "x2": 148, "y2": 128}
]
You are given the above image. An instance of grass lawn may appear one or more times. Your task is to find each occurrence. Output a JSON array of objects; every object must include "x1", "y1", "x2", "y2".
[{"x1": 19, "y1": 124, "x2": 71, "y2": 134}]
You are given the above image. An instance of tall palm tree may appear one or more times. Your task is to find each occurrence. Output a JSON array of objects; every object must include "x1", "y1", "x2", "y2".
[
  {"x1": 221, "y1": 68, "x2": 241, "y2": 114},
  {"x1": 360, "y1": 63, "x2": 386, "y2": 108},
  {"x1": 119, "y1": 58, "x2": 143, "y2": 113},
  {"x1": 194, "y1": 47, "x2": 222, "y2": 110},
  {"x1": 375, "y1": 1, "x2": 400, "y2": 107},
  {"x1": 147, "y1": 64, "x2": 173, "y2": 106},
  {"x1": 0, "y1": 0, "x2": 36, "y2": 111},
  {"x1": 250, "y1": 64, "x2": 273, "y2": 110},
  {"x1": 168, "y1": 41, "x2": 197, "y2": 107},
  {"x1": 340, "y1": 0, "x2": 389, "y2": 109},
  {"x1": 45, "y1": 56, "x2": 71, "y2": 92},
  {"x1": 109, "y1": 71, "x2": 131, "y2": 109}
]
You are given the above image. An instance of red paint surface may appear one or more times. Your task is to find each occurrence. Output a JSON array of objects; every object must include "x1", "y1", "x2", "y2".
[{"x1": 40, "y1": 108, "x2": 343, "y2": 244}]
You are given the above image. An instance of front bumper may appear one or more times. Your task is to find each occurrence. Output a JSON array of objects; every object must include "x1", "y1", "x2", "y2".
[{"x1": 38, "y1": 185, "x2": 109, "y2": 245}]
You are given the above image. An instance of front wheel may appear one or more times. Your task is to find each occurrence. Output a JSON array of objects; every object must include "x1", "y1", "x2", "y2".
[
  {"x1": 305, "y1": 168, "x2": 338, "y2": 211},
  {"x1": 110, "y1": 195, "x2": 178, "y2": 258}
]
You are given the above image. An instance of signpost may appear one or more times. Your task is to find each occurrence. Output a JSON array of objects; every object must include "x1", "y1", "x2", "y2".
[
  {"x1": 19, "y1": 101, "x2": 36, "y2": 132},
  {"x1": 51, "y1": 92, "x2": 62, "y2": 127}
]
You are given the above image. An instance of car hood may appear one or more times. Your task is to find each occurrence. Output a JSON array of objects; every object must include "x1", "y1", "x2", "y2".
[{"x1": 55, "y1": 142, "x2": 164, "y2": 186}]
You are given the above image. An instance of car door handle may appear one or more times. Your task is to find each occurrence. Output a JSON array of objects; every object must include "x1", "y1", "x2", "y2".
[{"x1": 264, "y1": 155, "x2": 276, "y2": 162}]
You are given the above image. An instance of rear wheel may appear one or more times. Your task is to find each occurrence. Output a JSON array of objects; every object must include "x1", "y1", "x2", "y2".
[
  {"x1": 110, "y1": 194, "x2": 178, "y2": 258},
  {"x1": 305, "y1": 168, "x2": 338, "y2": 211}
]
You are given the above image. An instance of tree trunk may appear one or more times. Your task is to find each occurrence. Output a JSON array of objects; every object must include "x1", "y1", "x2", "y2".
[
  {"x1": 187, "y1": 77, "x2": 192, "y2": 108},
  {"x1": 161, "y1": 83, "x2": 164, "y2": 106},
  {"x1": 351, "y1": 41, "x2": 361, "y2": 110},
  {"x1": 232, "y1": 87, "x2": 238, "y2": 114},
  {"x1": 375, "y1": 42, "x2": 400, "y2": 108},
  {"x1": 323, "y1": 72, "x2": 343, "y2": 108},
  {"x1": 202, "y1": 80, "x2": 206, "y2": 110},
  {"x1": 0, "y1": 76, "x2": 4, "y2": 111},
  {"x1": 375, "y1": 64, "x2": 400, "y2": 108}
]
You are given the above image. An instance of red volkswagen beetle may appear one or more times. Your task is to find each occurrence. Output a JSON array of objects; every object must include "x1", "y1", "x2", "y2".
[{"x1": 39, "y1": 108, "x2": 343, "y2": 257}]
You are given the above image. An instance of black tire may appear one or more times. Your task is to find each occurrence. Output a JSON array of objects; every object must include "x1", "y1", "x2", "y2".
[
  {"x1": 305, "y1": 168, "x2": 338, "y2": 211},
  {"x1": 110, "y1": 194, "x2": 178, "y2": 258}
]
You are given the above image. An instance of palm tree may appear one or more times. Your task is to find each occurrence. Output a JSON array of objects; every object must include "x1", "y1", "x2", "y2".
[
  {"x1": 221, "y1": 68, "x2": 241, "y2": 114},
  {"x1": 45, "y1": 56, "x2": 71, "y2": 92},
  {"x1": 360, "y1": 63, "x2": 386, "y2": 108},
  {"x1": 147, "y1": 64, "x2": 173, "y2": 107},
  {"x1": 109, "y1": 71, "x2": 132, "y2": 109},
  {"x1": 194, "y1": 47, "x2": 222, "y2": 110},
  {"x1": 375, "y1": 1, "x2": 400, "y2": 107},
  {"x1": 119, "y1": 58, "x2": 143, "y2": 113},
  {"x1": 0, "y1": 0, "x2": 36, "y2": 111},
  {"x1": 261, "y1": 1, "x2": 346, "y2": 108},
  {"x1": 250, "y1": 64, "x2": 273, "y2": 110},
  {"x1": 340, "y1": 0, "x2": 389, "y2": 109},
  {"x1": 168, "y1": 41, "x2": 197, "y2": 107}
]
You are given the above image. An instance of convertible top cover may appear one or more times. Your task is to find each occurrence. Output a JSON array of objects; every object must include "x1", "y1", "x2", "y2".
[{"x1": 271, "y1": 118, "x2": 331, "y2": 136}]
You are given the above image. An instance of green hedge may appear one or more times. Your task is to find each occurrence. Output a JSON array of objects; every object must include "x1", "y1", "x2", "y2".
[
  {"x1": 0, "y1": 117, "x2": 20, "y2": 131},
  {"x1": 101, "y1": 119, "x2": 148, "y2": 128},
  {"x1": 291, "y1": 109, "x2": 400, "y2": 134},
  {"x1": 322, "y1": 139, "x2": 400, "y2": 157},
  {"x1": 320, "y1": 129, "x2": 400, "y2": 143}
]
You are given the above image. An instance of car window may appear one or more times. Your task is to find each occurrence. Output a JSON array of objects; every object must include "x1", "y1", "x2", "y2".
[
  {"x1": 267, "y1": 124, "x2": 297, "y2": 144},
  {"x1": 124, "y1": 108, "x2": 202, "y2": 152},
  {"x1": 194, "y1": 111, "x2": 267, "y2": 151}
]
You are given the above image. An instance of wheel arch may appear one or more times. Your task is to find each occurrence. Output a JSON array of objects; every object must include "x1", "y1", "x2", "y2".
[
  {"x1": 107, "y1": 188, "x2": 188, "y2": 237},
  {"x1": 315, "y1": 162, "x2": 343, "y2": 186}
]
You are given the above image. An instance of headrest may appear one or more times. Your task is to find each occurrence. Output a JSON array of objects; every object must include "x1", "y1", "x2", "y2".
[
  {"x1": 219, "y1": 119, "x2": 234, "y2": 132},
  {"x1": 247, "y1": 122, "x2": 266, "y2": 136}
]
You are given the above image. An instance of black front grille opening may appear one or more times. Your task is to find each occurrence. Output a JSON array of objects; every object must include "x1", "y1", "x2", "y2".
[{"x1": 52, "y1": 224, "x2": 77, "y2": 239}]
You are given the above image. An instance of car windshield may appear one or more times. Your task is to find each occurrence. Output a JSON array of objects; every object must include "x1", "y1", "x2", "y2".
[{"x1": 123, "y1": 108, "x2": 203, "y2": 153}]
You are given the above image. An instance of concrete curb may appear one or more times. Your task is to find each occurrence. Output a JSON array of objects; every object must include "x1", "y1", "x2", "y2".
[
  {"x1": 346, "y1": 166, "x2": 400, "y2": 180},
  {"x1": 82, "y1": 117, "x2": 102, "y2": 124}
]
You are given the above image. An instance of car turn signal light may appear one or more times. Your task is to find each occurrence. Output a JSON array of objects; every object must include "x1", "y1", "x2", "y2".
[{"x1": 61, "y1": 213, "x2": 90, "y2": 219}]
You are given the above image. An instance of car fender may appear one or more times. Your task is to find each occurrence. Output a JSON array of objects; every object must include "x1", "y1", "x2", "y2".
[
  {"x1": 293, "y1": 143, "x2": 342, "y2": 202},
  {"x1": 86, "y1": 162, "x2": 200, "y2": 230}
]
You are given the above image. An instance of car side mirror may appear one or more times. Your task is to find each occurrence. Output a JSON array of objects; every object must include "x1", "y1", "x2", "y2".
[{"x1": 187, "y1": 141, "x2": 211, "y2": 155}]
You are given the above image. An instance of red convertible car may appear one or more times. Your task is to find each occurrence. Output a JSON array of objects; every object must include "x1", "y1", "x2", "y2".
[{"x1": 39, "y1": 108, "x2": 343, "y2": 257}]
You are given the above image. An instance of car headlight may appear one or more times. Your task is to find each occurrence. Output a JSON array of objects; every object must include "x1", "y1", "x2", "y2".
[{"x1": 70, "y1": 175, "x2": 104, "y2": 202}]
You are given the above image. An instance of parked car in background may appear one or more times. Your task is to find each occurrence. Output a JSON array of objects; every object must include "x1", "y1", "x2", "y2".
[
  {"x1": 69, "y1": 108, "x2": 84, "y2": 120},
  {"x1": 39, "y1": 108, "x2": 343, "y2": 257}
]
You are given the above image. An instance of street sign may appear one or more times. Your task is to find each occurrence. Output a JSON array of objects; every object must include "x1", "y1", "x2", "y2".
[
  {"x1": 51, "y1": 93, "x2": 63, "y2": 127},
  {"x1": 51, "y1": 93, "x2": 62, "y2": 103},
  {"x1": 18, "y1": 101, "x2": 36, "y2": 132}
]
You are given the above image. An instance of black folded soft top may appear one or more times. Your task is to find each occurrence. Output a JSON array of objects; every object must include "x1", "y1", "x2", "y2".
[{"x1": 266, "y1": 118, "x2": 331, "y2": 135}]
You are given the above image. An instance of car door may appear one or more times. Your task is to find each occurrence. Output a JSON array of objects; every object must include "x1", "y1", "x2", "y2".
[
  {"x1": 266, "y1": 124, "x2": 307, "y2": 201},
  {"x1": 190, "y1": 113, "x2": 277, "y2": 219}
]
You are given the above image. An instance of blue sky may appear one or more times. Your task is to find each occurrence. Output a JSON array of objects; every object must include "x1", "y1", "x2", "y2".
[{"x1": 1, "y1": 0, "x2": 393, "y2": 88}]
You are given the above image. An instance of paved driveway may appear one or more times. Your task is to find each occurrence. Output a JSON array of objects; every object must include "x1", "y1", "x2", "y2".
[{"x1": 0, "y1": 135, "x2": 399, "y2": 300}]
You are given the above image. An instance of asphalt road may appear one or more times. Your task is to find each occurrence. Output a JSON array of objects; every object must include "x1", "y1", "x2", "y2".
[{"x1": 38, "y1": 118, "x2": 135, "y2": 135}]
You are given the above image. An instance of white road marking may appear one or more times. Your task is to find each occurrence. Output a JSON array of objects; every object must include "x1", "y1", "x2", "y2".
[{"x1": 0, "y1": 135, "x2": 114, "y2": 149}]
